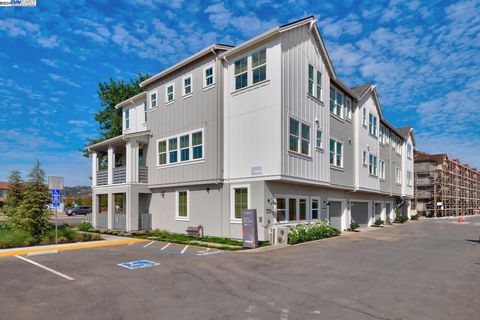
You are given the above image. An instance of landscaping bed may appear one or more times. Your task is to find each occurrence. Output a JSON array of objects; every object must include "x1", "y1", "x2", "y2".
[
  {"x1": 0, "y1": 224, "x2": 102, "y2": 249},
  {"x1": 288, "y1": 221, "x2": 340, "y2": 245}
]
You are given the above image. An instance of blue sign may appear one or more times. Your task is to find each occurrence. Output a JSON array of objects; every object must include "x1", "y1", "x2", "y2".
[
  {"x1": 51, "y1": 189, "x2": 61, "y2": 207},
  {"x1": 118, "y1": 260, "x2": 160, "y2": 270}
]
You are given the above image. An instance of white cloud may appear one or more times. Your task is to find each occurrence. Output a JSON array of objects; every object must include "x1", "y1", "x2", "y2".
[
  {"x1": 40, "y1": 58, "x2": 59, "y2": 68},
  {"x1": 205, "y1": 3, "x2": 232, "y2": 29},
  {"x1": 48, "y1": 73, "x2": 81, "y2": 88},
  {"x1": 0, "y1": 18, "x2": 59, "y2": 48}
]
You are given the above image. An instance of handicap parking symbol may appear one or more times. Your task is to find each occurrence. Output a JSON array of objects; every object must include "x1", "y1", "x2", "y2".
[{"x1": 118, "y1": 260, "x2": 160, "y2": 270}]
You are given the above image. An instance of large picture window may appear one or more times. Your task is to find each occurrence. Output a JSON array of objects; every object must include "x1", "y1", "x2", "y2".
[
  {"x1": 157, "y1": 129, "x2": 204, "y2": 166},
  {"x1": 275, "y1": 196, "x2": 313, "y2": 222}
]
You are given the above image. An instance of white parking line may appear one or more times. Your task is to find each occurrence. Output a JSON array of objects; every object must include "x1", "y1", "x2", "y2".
[
  {"x1": 128, "y1": 242, "x2": 134, "y2": 246},
  {"x1": 181, "y1": 245, "x2": 189, "y2": 254},
  {"x1": 15, "y1": 255, "x2": 74, "y2": 281},
  {"x1": 160, "y1": 243, "x2": 171, "y2": 251},
  {"x1": 143, "y1": 241, "x2": 155, "y2": 248}
]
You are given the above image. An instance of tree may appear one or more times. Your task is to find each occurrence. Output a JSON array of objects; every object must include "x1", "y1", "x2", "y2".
[
  {"x1": 14, "y1": 160, "x2": 51, "y2": 239},
  {"x1": 83, "y1": 73, "x2": 150, "y2": 157},
  {"x1": 3, "y1": 170, "x2": 24, "y2": 218}
]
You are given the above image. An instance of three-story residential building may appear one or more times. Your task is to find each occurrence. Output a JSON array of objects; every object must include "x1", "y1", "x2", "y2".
[{"x1": 87, "y1": 16, "x2": 415, "y2": 241}]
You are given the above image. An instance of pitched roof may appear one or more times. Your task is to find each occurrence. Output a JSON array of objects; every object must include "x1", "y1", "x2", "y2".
[
  {"x1": 331, "y1": 78, "x2": 358, "y2": 99},
  {"x1": 0, "y1": 182, "x2": 8, "y2": 190},
  {"x1": 415, "y1": 151, "x2": 448, "y2": 164},
  {"x1": 351, "y1": 83, "x2": 373, "y2": 98}
]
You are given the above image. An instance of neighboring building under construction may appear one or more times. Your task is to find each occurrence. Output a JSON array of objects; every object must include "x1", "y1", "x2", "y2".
[{"x1": 414, "y1": 151, "x2": 480, "y2": 217}]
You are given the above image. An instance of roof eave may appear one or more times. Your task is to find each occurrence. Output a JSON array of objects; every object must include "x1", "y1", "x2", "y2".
[{"x1": 114, "y1": 91, "x2": 147, "y2": 109}]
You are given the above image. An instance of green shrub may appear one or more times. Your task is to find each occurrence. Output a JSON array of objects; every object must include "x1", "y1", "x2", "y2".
[
  {"x1": 349, "y1": 222, "x2": 360, "y2": 232},
  {"x1": 374, "y1": 218, "x2": 384, "y2": 226},
  {"x1": 77, "y1": 220, "x2": 93, "y2": 231},
  {"x1": 394, "y1": 215, "x2": 409, "y2": 223},
  {"x1": 385, "y1": 217, "x2": 392, "y2": 225},
  {"x1": 410, "y1": 214, "x2": 419, "y2": 220},
  {"x1": 0, "y1": 228, "x2": 37, "y2": 248},
  {"x1": 288, "y1": 221, "x2": 340, "y2": 245}
]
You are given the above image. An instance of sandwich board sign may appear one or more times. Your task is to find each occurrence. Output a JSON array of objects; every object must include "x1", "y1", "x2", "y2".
[
  {"x1": 48, "y1": 176, "x2": 64, "y2": 191},
  {"x1": 241, "y1": 209, "x2": 258, "y2": 249}
]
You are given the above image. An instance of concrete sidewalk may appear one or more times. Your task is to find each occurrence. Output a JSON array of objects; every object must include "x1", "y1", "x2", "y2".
[{"x1": 0, "y1": 234, "x2": 147, "y2": 257}]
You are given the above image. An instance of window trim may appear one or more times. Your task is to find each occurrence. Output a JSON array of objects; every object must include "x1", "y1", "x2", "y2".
[
  {"x1": 251, "y1": 48, "x2": 267, "y2": 85},
  {"x1": 369, "y1": 112, "x2": 378, "y2": 137},
  {"x1": 274, "y1": 195, "x2": 310, "y2": 223},
  {"x1": 407, "y1": 170, "x2": 412, "y2": 186},
  {"x1": 379, "y1": 159, "x2": 385, "y2": 180},
  {"x1": 150, "y1": 92, "x2": 157, "y2": 109},
  {"x1": 230, "y1": 184, "x2": 250, "y2": 223},
  {"x1": 362, "y1": 150, "x2": 367, "y2": 166},
  {"x1": 329, "y1": 138, "x2": 344, "y2": 168},
  {"x1": 316, "y1": 129, "x2": 323, "y2": 150},
  {"x1": 395, "y1": 167, "x2": 402, "y2": 185},
  {"x1": 289, "y1": 117, "x2": 311, "y2": 157},
  {"x1": 407, "y1": 143, "x2": 412, "y2": 159},
  {"x1": 124, "y1": 108, "x2": 130, "y2": 130},
  {"x1": 307, "y1": 63, "x2": 322, "y2": 102},
  {"x1": 182, "y1": 74, "x2": 193, "y2": 97},
  {"x1": 362, "y1": 108, "x2": 367, "y2": 127},
  {"x1": 329, "y1": 86, "x2": 344, "y2": 119},
  {"x1": 345, "y1": 97, "x2": 352, "y2": 120},
  {"x1": 203, "y1": 64, "x2": 215, "y2": 88},
  {"x1": 143, "y1": 101, "x2": 147, "y2": 124},
  {"x1": 156, "y1": 128, "x2": 205, "y2": 168},
  {"x1": 369, "y1": 153, "x2": 378, "y2": 177},
  {"x1": 175, "y1": 190, "x2": 190, "y2": 221},
  {"x1": 165, "y1": 82, "x2": 175, "y2": 104}
]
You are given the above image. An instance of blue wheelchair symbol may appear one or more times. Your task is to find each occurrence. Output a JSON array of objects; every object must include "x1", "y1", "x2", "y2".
[{"x1": 118, "y1": 260, "x2": 160, "y2": 270}]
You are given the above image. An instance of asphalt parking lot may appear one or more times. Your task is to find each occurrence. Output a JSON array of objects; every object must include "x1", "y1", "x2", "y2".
[{"x1": 1, "y1": 217, "x2": 479, "y2": 320}]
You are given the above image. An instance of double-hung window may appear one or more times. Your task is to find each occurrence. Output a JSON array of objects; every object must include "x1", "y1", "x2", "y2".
[
  {"x1": 345, "y1": 97, "x2": 352, "y2": 120},
  {"x1": 329, "y1": 139, "x2": 343, "y2": 167},
  {"x1": 329, "y1": 87, "x2": 343, "y2": 118},
  {"x1": 379, "y1": 160, "x2": 385, "y2": 180},
  {"x1": 289, "y1": 118, "x2": 310, "y2": 156},
  {"x1": 234, "y1": 57, "x2": 248, "y2": 90},
  {"x1": 150, "y1": 92, "x2": 157, "y2": 109},
  {"x1": 176, "y1": 191, "x2": 189, "y2": 219},
  {"x1": 143, "y1": 101, "x2": 147, "y2": 123},
  {"x1": 380, "y1": 125, "x2": 385, "y2": 144},
  {"x1": 407, "y1": 170, "x2": 412, "y2": 186},
  {"x1": 362, "y1": 150, "x2": 367, "y2": 166},
  {"x1": 204, "y1": 65, "x2": 214, "y2": 87},
  {"x1": 124, "y1": 109, "x2": 130, "y2": 130},
  {"x1": 369, "y1": 113, "x2": 377, "y2": 136},
  {"x1": 183, "y1": 75, "x2": 192, "y2": 96},
  {"x1": 311, "y1": 198, "x2": 319, "y2": 220},
  {"x1": 166, "y1": 83, "x2": 174, "y2": 103},
  {"x1": 316, "y1": 129, "x2": 323, "y2": 150},
  {"x1": 369, "y1": 154, "x2": 378, "y2": 176},
  {"x1": 407, "y1": 143, "x2": 412, "y2": 159},
  {"x1": 362, "y1": 108, "x2": 367, "y2": 127},
  {"x1": 157, "y1": 130, "x2": 204, "y2": 166},
  {"x1": 233, "y1": 187, "x2": 248, "y2": 220},
  {"x1": 396, "y1": 167, "x2": 402, "y2": 184},
  {"x1": 308, "y1": 64, "x2": 322, "y2": 100},
  {"x1": 276, "y1": 198, "x2": 286, "y2": 222},
  {"x1": 251, "y1": 49, "x2": 266, "y2": 84}
]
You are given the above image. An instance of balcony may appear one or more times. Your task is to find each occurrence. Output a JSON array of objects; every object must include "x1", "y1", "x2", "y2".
[{"x1": 96, "y1": 166, "x2": 148, "y2": 186}]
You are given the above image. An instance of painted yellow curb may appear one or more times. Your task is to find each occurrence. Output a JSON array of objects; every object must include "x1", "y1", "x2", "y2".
[{"x1": 0, "y1": 238, "x2": 148, "y2": 257}]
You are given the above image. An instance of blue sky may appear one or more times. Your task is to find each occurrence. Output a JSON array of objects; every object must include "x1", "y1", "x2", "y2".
[{"x1": 0, "y1": 0, "x2": 479, "y2": 186}]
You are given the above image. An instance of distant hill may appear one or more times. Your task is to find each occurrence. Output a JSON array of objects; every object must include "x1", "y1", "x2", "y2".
[{"x1": 64, "y1": 186, "x2": 91, "y2": 198}]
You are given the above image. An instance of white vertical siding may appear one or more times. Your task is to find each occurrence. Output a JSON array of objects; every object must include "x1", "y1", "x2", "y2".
[{"x1": 122, "y1": 99, "x2": 147, "y2": 134}]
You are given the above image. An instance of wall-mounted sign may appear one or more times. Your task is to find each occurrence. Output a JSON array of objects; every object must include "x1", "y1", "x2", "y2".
[
  {"x1": 251, "y1": 166, "x2": 262, "y2": 176},
  {"x1": 242, "y1": 209, "x2": 258, "y2": 249},
  {"x1": 48, "y1": 176, "x2": 64, "y2": 190}
]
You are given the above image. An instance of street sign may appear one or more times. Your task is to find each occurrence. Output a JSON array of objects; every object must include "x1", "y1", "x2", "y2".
[
  {"x1": 118, "y1": 260, "x2": 160, "y2": 270},
  {"x1": 241, "y1": 209, "x2": 258, "y2": 249},
  {"x1": 52, "y1": 189, "x2": 61, "y2": 207},
  {"x1": 48, "y1": 176, "x2": 64, "y2": 191}
]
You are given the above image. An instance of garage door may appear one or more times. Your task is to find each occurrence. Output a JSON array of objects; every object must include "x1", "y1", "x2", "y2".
[
  {"x1": 351, "y1": 202, "x2": 369, "y2": 227},
  {"x1": 329, "y1": 201, "x2": 343, "y2": 231}
]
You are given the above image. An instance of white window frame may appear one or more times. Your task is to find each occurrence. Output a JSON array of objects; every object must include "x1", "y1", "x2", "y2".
[
  {"x1": 380, "y1": 124, "x2": 385, "y2": 144},
  {"x1": 407, "y1": 143, "x2": 412, "y2": 159},
  {"x1": 230, "y1": 184, "x2": 250, "y2": 223},
  {"x1": 407, "y1": 170, "x2": 412, "y2": 186},
  {"x1": 274, "y1": 195, "x2": 310, "y2": 223},
  {"x1": 379, "y1": 160, "x2": 385, "y2": 180},
  {"x1": 165, "y1": 82, "x2": 175, "y2": 103},
  {"x1": 156, "y1": 128, "x2": 204, "y2": 167},
  {"x1": 307, "y1": 63, "x2": 322, "y2": 101},
  {"x1": 182, "y1": 74, "x2": 192, "y2": 97},
  {"x1": 143, "y1": 101, "x2": 147, "y2": 124},
  {"x1": 369, "y1": 113, "x2": 378, "y2": 137},
  {"x1": 345, "y1": 97, "x2": 352, "y2": 120},
  {"x1": 362, "y1": 150, "x2": 367, "y2": 166},
  {"x1": 316, "y1": 129, "x2": 323, "y2": 150},
  {"x1": 329, "y1": 138, "x2": 343, "y2": 168},
  {"x1": 150, "y1": 92, "x2": 157, "y2": 109},
  {"x1": 124, "y1": 108, "x2": 130, "y2": 130},
  {"x1": 234, "y1": 56, "x2": 248, "y2": 90},
  {"x1": 175, "y1": 190, "x2": 190, "y2": 221},
  {"x1": 251, "y1": 48, "x2": 266, "y2": 85},
  {"x1": 203, "y1": 64, "x2": 215, "y2": 88},
  {"x1": 396, "y1": 167, "x2": 402, "y2": 184},
  {"x1": 362, "y1": 108, "x2": 367, "y2": 127},
  {"x1": 329, "y1": 87, "x2": 343, "y2": 119},
  {"x1": 311, "y1": 196, "x2": 321, "y2": 221},
  {"x1": 369, "y1": 153, "x2": 378, "y2": 177},
  {"x1": 289, "y1": 117, "x2": 311, "y2": 157}
]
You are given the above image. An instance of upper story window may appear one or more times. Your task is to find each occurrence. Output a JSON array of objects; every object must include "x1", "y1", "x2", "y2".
[
  {"x1": 204, "y1": 65, "x2": 214, "y2": 87},
  {"x1": 369, "y1": 154, "x2": 378, "y2": 176},
  {"x1": 183, "y1": 75, "x2": 192, "y2": 96},
  {"x1": 395, "y1": 167, "x2": 402, "y2": 184},
  {"x1": 345, "y1": 97, "x2": 352, "y2": 120},
  {"x1": 379, "y1": 160, "x2": 385, "y2": 180},
  {"x1": 157, "y1": 129, "x2": 204, "y2": 166},
  {"x1": 316, "y1": 129, "x2": 323, "y2": 150},
  {"x1": 234, "y1": 57, "x2": 248, "y2": 90},
  {"x1": 329, "y1": 139, "x2": 343, "y2": 168},
  {"x1": 362, "y1": 108, "x2": 367, "y2": 127},
  {"x1": 329, "y1": 87, "x2": 343, "y2": 118},
  {"x1": 369, "y1": 113, "x2": 377, "y2": 136},
  {"x1": 124, "y1": 109, "x2": 130, "y2": 129},
  {"x1": 407, "y1": 170, "x2": 412, "y2": 186},
  {"x1": 307, "y1": 64, "x2": 322, "y2": 100},
  {"x1": 380, "y1": 124, "x2": 385, "y2": 144},
  {"x1": 150, "y1": 92, "x2": 157, "y2": 109},
  {"x1": 362, "y1": 150, "x2": 367, "y2": 166},
  {"x1": 143, "y1": 101, "x2": 147, "y2": 123},
  {"x1": 165, "y1": 83, "x2": 174, "y2": 103},
  {"x1": 251, "y1": 49, "x2": 266, "y2": 84},
  {"x1": 385, "y1": 128, "x2": 390, "y2": 145},
  {"x1": 407, "y1": 143, "x2": 412, "y2": 159},
  {"x1": 289, "y1": 117, "x2": 310, "y2": 156}
]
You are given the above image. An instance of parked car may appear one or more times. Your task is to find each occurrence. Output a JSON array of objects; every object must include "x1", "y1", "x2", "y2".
[{"x1": 66, "y1": 206, "x2": 92, "y2": 216}]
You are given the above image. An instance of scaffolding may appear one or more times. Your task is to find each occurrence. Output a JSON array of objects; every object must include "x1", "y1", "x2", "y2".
[{"x1": 414, "y1": 151, "x2": 480, "y2": 217}]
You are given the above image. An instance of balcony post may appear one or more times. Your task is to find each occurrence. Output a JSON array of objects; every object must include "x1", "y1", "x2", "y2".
[
  {"x1": 126, "y1": 140, "x2": 139, "y2": 183},
  {"x1": 107, "y1": 192, "x2": 114, "y2": 229},
  {"x1": 107, "y1": 146, "x2": 114, "y2": 185},
  {"x1": 91, "y1": 151, "x2": 98, "y2": 187}
]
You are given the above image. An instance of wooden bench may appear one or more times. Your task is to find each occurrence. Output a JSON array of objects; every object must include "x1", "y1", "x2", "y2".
[{"x1": 186, "y1": 225, "x2": 204, "y2": 238}]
